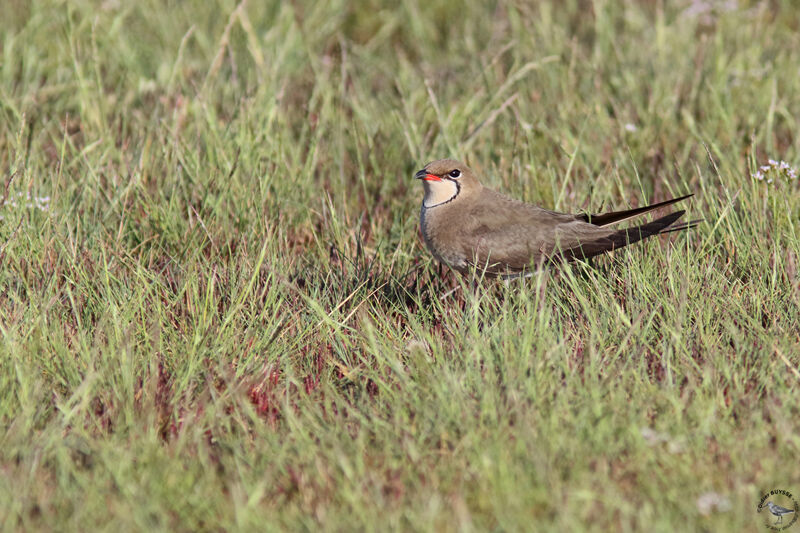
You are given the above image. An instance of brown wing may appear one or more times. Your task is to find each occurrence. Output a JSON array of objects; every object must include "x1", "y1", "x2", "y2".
[
  {"x1": 456, "y1": 192, "x2": 601, "y2": 275},
  {"x1": 577, "y1": 194, "x2": 693, "y2": 226},
  {"x1": 465, "y1": 211, "x2": 689, "y2": 277},
  {"x1": 554, "y1": 210, "x2": 686, "y2": 263},
  {"x1": 457, "y1": 190, "x2": 693, "y2": 277}
]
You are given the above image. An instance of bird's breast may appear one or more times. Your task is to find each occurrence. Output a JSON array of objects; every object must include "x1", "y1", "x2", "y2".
[{"x1": 419, "y1": 205, "x2": 468, "y2": 271}]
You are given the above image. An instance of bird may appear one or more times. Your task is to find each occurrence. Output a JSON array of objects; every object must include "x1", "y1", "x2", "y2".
[
  {"x1": 415, "y1": 158, "x2": 696, "y2": 278},
  {"x1": 765, "y1": 501, "x2": 796, "y2": 525}
]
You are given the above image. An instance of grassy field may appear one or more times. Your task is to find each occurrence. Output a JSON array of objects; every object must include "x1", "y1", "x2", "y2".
[{"x1": 2, "y1": 0, "x2": 799, "y2": 530}]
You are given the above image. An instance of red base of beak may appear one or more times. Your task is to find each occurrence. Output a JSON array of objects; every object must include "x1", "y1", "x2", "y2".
[{"x1": 422, "y1": 174, "x2": 441, "y2": 182}]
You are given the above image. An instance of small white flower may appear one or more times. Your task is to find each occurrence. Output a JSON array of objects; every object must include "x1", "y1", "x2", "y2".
[
  {"x1": 1, "y1": 191, "x2": 51, "y2": 214},
  {"x1": 640, "y1": 427, "x2": 685, "y2": 453},
  {"x1": 697, "y1": 492, "x2": 731, "y2": 516},
  {"x1": 754, "y1": 158, "x2": 799, "y2": 186}
]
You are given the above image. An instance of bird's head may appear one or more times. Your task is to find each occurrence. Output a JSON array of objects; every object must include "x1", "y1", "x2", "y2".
[{"x1": 415, "y1": 158, "x2": 481, "y2": 208}]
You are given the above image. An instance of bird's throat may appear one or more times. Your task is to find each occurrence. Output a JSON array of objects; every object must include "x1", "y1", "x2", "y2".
[{"x1": 423, "y1": 180, "x2": 459, "y2": 208}]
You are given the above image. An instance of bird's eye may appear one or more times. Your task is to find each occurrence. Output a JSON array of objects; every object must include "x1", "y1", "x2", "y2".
[{"x1": 449, "y1": 169, "x2": 461, "y2": 178}]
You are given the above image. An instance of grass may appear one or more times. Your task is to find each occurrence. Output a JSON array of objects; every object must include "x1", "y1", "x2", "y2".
[{"x1": 1, "y1": 0, "x2": 799, "y2": 530}]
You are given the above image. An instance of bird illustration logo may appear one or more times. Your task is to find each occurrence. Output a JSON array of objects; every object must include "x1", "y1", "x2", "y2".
[
  {"x1": 765, "y1": 501, "x2": 796, "y2": 525},
  {"x1": 757, "y1": 490, "x2": 799, "y2": 530}
]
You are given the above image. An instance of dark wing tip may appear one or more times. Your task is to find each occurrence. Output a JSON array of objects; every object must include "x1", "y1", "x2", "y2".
[{"x1": 579, "y1": 193, "x2": 695, "y2": 227}]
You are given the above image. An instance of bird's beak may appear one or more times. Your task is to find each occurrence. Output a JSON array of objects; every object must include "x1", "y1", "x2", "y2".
[{"x1": 415, "y1": 169, "x2": 441, "y2": 181}]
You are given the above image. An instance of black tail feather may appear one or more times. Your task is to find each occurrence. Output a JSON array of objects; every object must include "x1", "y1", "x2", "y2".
[
  {"x1": 558, "y1": 210, "x2": 687, "y2": 262},
  {"x1": 611, "y1": 210, "x2": 686, "y2": 247},
  {"x1": 579, "y1": 194, "x2": 694, "y2": 227}
]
